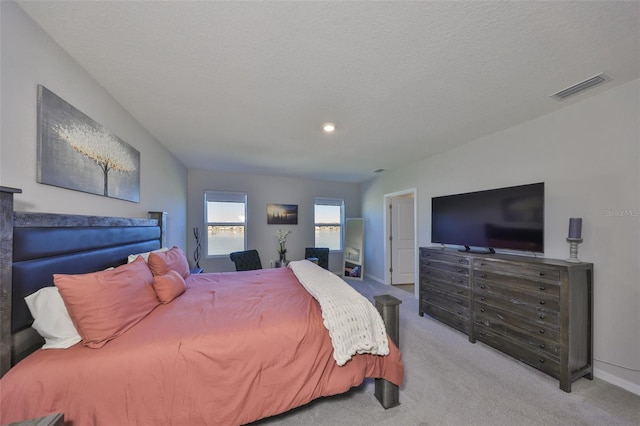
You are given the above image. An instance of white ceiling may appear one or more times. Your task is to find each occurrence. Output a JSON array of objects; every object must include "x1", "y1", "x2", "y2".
[{"x1": 18, "y1": 1, "x2": 640, "y2": 183}]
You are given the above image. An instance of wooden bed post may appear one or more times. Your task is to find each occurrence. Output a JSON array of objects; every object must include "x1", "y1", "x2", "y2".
[
  {"x1": 148, "y1": 211, "x2": 167, "y2": 248},
  {"x1": 373, "y1": 294, "x2": 402, "y2": 409},
  {"x1": 0, "y1": 186, "x2": 21, "y2": 378}
]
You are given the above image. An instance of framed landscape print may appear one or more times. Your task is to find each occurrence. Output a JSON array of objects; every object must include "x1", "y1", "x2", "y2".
[
  {"x1": 37, "y1": 85, "x2": 140, "y2": 202},
  {"x1": 267, "y1": 203, "x2": 298, "y2": 225}
]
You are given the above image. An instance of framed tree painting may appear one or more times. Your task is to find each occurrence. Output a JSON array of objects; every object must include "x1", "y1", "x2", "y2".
[{"x1": 37, "y1": 85, "x2": 140, "y2": 202}]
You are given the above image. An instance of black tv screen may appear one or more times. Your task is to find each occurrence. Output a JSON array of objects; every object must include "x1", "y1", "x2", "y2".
[{"x1": 431, "y1": 183, "x2": 544, "y2": 253}]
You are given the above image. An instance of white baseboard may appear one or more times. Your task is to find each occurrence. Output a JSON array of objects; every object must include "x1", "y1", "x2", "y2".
[
  {"x1": 594, "y1": 368, "x2": 640, "y2": 396},
  {"x1": 366, "y1": 274, "x2": 385, "y2": 284}
]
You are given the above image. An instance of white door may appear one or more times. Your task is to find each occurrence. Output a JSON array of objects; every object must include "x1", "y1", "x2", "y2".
[{"x1": 391, "y1": 196, "x2": 415, "y2": 285}]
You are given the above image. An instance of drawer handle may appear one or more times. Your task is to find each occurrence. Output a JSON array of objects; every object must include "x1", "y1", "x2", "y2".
[
  {"x1": 539, "y1": 344, "x2": 545, "y2": 349},
  {"x1": 480, "y1": 308, "x2": 485, "y2": 312},
  {"x1": 480, "y1": 262, "x2": 486, "y2": 266},
  {"x1": 481, "y1": 274, "x2": 487, "y2": 278},
  {"x1": 480, "y1": 285, "x2": 486, "y2": 289},
  {"x1": 457, "y1": 290, "x2": 463, "y2": 294},
  {"x1": 458, "y1": 258, "x2": 464, "y2": 263},
  {"x1": 457, "y1": 311, "x2": 462, "y2": 315},
  {"x1": 457, "y1": 268, "x2": 463, "y2": 273},
  {"x1": 426, "y1": 262, "x2": 431, "y2": 266},
  {"x1": 539, "y1": 314, "x2": 545, "y2": 319},
  {"x1": 457, "y1": 300, "x2": 463, "y2": 304},
  {"x1": 539, "y1": 358, "x2": 545, "y2": 363},
  {"x1": 480, "y1": 297, "x2": 486, "y2": 301},
  {"x1": 480, "y1": 332, "x2": 485, "y2": 336},
  {"x1": 539, "y1": 300, "x2": 545, "y2": 305},
  {"x1": 480, "y1": 320, "x2": 485, "y2": 325},
  {"x1": 539, "y1": 329, "x2": 545, "y2": 334},
  {"x1": 539, "y1": 272, "x2": 545, "y2": 276},
  {"x1": 457, "y1": 320, "x2": 463, "y2": 325}
]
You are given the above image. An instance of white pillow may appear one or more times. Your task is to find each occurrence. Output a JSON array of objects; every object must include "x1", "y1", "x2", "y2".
[
  {"x1": 127, "y1": 247, "x2": 169, "y2": 263},
  {"x1": 24, "y1": 287, "x2": 81, "y2": 349}
]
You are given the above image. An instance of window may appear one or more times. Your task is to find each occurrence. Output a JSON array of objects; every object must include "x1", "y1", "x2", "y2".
[
  {"x1": 314, "y1": 198, "x2": 344, "y2": 251},
  {"x1": 205, "y1": 191, "x2": 247, "y2": 256}
]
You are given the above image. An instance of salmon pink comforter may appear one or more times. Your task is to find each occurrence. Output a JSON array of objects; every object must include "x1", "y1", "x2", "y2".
[{"x1": 0, "y1": 268, "x2": 403, "y2": 425}]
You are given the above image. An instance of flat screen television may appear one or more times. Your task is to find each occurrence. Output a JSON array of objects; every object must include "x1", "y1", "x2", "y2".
[{"x1": 431, "y1": 183, "x2": 544, "y2": 253}]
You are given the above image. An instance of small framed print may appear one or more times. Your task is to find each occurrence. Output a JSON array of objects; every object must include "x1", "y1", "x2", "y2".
[{"x1": 267, "y1": 203, "x2": 298, "y2": 225}]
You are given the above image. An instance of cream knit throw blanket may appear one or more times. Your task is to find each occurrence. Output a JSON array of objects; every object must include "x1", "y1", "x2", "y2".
[{"x1": 288, "y1": 260, "x2": 389, "y2": 366}]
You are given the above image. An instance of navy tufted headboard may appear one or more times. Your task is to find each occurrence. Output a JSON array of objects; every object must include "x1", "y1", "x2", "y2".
[{"x1": 0, "y1": 187, "x2": 166, "y2": 377}]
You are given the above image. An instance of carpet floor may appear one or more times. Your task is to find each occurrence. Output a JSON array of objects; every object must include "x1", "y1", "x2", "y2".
[{"x1": 253, "y1": 276, "x2": 639, "y2": 425}]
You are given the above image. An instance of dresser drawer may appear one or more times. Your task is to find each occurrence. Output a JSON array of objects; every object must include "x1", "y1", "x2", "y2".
[
  {"x1": 474, "y1": 269, "x2": 560, "y2": 298},
  {"x1": 474, "y1": 304, "x2": 560, "y2": 356},
  {"x1": 420, "y1": 249, "x2": 469, "y2": 266},
  {"x1": 421, "y1": 287, "x2": 469, "y2": 311},
  {"x1": 475, "y1": 323, "x2": 560, "y2": 378},
  {"x1": 422, "y1": 266, "x2": 469, "y2": 286},
  {"x1": 474, "y1": 299, "x2": 558, "y2": 333},
  {"x1": 422, "y1": 278, "x2": 469, "y2": 299},
  {"x1": 473, "y1": 258, "x2": 561, "y2": 282},
  {"x1": 421, "y1": 300, "x2": 469, "y2": 335},
  {"x1": 473, "y1": 280, "x2": 560, "y2": 314}
]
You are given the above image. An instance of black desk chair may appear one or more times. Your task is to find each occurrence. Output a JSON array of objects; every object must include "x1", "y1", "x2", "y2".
[
  {"x1": 230, "y1": 249, "x2": 263, "y2": 271},
  {"x1": 305, "y1": 247, "x2": 329, "y2": 270}
]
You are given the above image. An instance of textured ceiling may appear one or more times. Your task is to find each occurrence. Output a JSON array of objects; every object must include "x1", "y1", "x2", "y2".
[{"x1": 17, "y1": 1, "x2": 640, "y2": 183}]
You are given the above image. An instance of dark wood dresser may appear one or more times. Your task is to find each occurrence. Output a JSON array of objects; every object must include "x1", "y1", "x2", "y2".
[
  {"x1": 418, "y1": 249, "x2": 471, "y2": 335},
  {"x1": 419, "y1": 247, "x2": 593, "y2": 392}
]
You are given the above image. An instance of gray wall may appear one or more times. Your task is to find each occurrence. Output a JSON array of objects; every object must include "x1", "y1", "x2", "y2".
[
  {"x1": 0, "y1": 2, "x2": 188, "y2": 248},
  {"x1": 188, "y1": 168, "x2": 360, "y2": 274},
  {"x1": 361, "y1": 79, "x2": 640, "y2": 394}
]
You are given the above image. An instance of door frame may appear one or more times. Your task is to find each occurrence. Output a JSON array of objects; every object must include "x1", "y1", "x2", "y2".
[{"x1": 383, "y1": 188, "x2": 418, "y2": 298}]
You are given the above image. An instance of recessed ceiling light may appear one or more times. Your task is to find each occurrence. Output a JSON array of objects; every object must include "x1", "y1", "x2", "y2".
[{"x1": 323, "y1": 123, "x2": 336, "y2": 133}]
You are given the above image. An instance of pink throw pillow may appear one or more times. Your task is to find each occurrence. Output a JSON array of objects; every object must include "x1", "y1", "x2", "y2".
[
  {"x1": 148, "y1": 246, "x2": 190, "y2": 278},
  {"x1": 152, "y1": 270, "x2": 187, "y2": 304},
  {"x1": 54, "y1": 257, "x2": 160, "y2": 348}
]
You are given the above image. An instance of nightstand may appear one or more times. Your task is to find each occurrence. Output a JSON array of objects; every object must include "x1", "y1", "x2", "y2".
[{"x1": 8, "y1": 413, "x2": 64, "y2": 426}]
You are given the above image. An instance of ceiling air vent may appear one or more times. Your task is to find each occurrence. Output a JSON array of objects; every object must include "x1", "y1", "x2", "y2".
[{"x1": 551, "y1": 73, "x2": 610, "y2": 101}]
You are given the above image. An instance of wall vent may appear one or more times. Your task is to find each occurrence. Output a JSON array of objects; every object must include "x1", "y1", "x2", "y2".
[{"x1": 551, "y1": 73, "x2": 610, "y2": 101}]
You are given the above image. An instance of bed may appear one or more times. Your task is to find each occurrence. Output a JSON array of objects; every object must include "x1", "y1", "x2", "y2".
[{"x1": 0, "y1": 187, "x2": 403, "y2": 425}]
